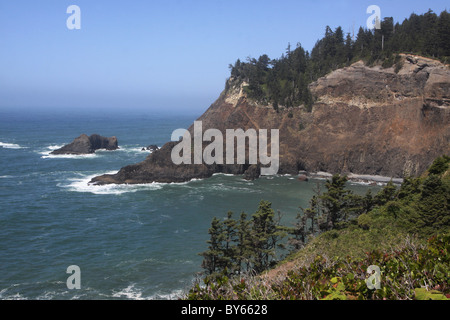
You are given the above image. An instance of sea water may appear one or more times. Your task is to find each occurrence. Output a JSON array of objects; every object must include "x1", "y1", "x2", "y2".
[{"x1": 0, "y1": 108, "x2": 378, "y2": 300}]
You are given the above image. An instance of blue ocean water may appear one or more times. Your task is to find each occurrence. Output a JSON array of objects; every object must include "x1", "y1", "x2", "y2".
[{"x1": 0, "y1": 108, "x2": 376, "y2": 300}]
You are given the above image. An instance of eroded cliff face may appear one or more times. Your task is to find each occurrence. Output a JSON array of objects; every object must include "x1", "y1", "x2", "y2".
[
  {"x1": 90, "y1": 55, "x2": 449, "y2": 185},
  {"x1": 303, "y1": 54, "x2": 449, "y2": 177}
]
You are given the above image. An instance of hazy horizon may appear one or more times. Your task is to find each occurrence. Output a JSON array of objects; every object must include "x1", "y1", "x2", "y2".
[{"x1": 1, "y1": 0, "x2": 448, "y2": 114}]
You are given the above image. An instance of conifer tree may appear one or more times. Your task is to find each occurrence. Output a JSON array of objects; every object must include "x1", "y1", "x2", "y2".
[
  {"x1": 222, "y1": 211, "x2": 238, "y2": 273},
  {"x1": 200, "y1": 217, "x2": 225, "y2": 276},
  {"x1": 319, "y1": 175, "x2": 351, "y2": 230},
  {"x1": 250, "y1": 201, "x2": 286, "y2": 273},
  {"x1": 416, "y1": 174, "x2": 450, "y2": 236},
  {"x1": 236, "y1": 212, "x2": 252, "y2": 273}
]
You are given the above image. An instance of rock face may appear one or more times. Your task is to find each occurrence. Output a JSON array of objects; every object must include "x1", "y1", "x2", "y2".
[
  {"x1": 90, "y1": 55, "x2": 449, "y2": 185},
  {"x1": 51, "y1": 134, "x2": 118, "y2": 155}
]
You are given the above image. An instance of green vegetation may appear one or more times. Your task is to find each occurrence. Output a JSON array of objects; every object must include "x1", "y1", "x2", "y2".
[
  {"x1": 199, "y1": 201, "x2": 288, "y2": 278},
  {"x1": 228, "y1": 10, "x2": 450, "y2": 111},
  {"x1": 273, "y1": 234, "x2": 450, "y2": 300},
  {"x1": 186, "y1": 155, "x2": 450, "y2": 300}
]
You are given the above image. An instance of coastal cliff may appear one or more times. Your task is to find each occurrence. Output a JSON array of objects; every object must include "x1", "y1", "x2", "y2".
[{"x1": 90, "y1": 55, "x2": 449, "y2": 185}]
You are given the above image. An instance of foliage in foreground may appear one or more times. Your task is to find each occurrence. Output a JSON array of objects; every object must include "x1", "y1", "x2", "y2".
[
  {"x1": 185, "y1": 155, "x2": 449, "y2": 300},
  {"x1": 186, "y1": 234, "x2": 450, "y2": 300}
]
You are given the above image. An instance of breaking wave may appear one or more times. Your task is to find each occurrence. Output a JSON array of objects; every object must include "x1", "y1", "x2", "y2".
[
  {"x1": 61, "y1": 171, "x2": 164, "y2": 195},
  {"x1": 39, "y1": 144, "x2": 98, "y2": 159},
  {"x1": 0, "y1": 142, "x2": 26, "y2": 149}
]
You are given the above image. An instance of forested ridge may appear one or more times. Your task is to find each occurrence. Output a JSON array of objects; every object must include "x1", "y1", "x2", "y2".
[{"x1": 228, "y1": 9, "x2": 450, "y2": 111}]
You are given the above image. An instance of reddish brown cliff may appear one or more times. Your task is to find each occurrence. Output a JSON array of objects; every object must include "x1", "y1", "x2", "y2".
[{"x1": 90, "y1": 55, "x2": 449, "y2": 185}]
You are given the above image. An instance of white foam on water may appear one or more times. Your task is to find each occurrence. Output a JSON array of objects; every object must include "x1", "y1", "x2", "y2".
[
  {"x1": 39, "y1": 144, "x2": 98, "y2": 159},
  {"x1": 40, "y1": 144, "x2": 150, "y2": 158},
  {"x1": 212, "y1": 173, "x2": 236, "y2": 177},
  {"x1": 114, "y1": 145, "x2": 161, "y2": 154},
  {"x1": 347, "y1": 173, "x2": 403, "y2": 184},
  {"x1": 119, "y1": 147, "x2": 151, "y2": 153},
  {"x1": 62, "y1": 171, "x2": 164, "y2": 195},
  {"x1": 0, "y1": 142, "x2": 26, "y2": 149},
  {"x1": 0, "y1": 291, "x2": 27, "y2": 300},
  {"x1": 43, "y1": 153, "x2": 98, "y2": 159},
  {"x1": 149, "y1": 289, "x2": 185, "y2": 300},
  {"x1": 112, "y1": 284, "x2": 145, "y2": 300},
  {"x1": 111, "y1": 284, "x2": 184, "y2": 300}
]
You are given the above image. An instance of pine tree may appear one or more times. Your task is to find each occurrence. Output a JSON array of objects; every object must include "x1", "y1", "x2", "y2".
[
  {"x1": 374, "y1": 181, "x2": 398, "y2": 206},
  {"x1": 290, "y1": 193, "x2": 321, "y2": 250},
  {"x1": 227, "y1": 10, "x2": 450, "y2": 112},
  {"x1": 318, "y1": 175, "x2": 368, "y2": 230},
  {"x1": 200, "y1": 217, "x2": 225, "y2": 276},
  {"x1": 428, "y1": 155, "x2": 450, "y2": 175},
  {"x1": 222, "y1": 211, "x2": 239, "y2": 273},
  {"x1": 345, "y1": 33, "x2": 354, "y2": 64},
  {"x1": 250, "y1": 200, "x2": 285, "y2": 273},
  {"x1": 437, "y1": 11, "x2": 450, "y2": 58},
  {"x1": 236, "y1": 212, "x2": 252, "y2": 274},
  {"x1": 416, "y1": 174, "x2": 450, "y2": 236},
  {"x1": 319, "y1": 175, "x2": 350, "y2": 230}
]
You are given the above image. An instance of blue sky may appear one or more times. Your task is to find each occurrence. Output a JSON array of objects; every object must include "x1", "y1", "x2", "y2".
[{"x1": 0, "y1": 0, "x2": 448, "y2": 114}]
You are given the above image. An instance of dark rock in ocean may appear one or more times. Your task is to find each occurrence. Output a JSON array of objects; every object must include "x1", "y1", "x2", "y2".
[
  {"x1": 51, "y1": 134, "x2": 118, "y2": 155},
  {"x1": 297, "y1": 175, "x2": 309, "y2": 182},
  {"x1": 145, "y1": 145, "x2": 159, "y2": 152},
  {"x1": 89, "y1": 141, "x2": 215, "y2": 185},
  {"x1": 243, "y1": 165, "x2": 261, "y2": 181}
]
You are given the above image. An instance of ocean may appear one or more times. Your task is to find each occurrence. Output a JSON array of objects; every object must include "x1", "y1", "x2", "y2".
[{"x1": 0, "y1": 108, "x2": 378, "y2": 300}]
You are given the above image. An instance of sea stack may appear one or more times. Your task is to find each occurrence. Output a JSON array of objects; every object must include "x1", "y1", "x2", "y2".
[{"x1": 51, "y1": 134, "x2": 119, "y2": 155}]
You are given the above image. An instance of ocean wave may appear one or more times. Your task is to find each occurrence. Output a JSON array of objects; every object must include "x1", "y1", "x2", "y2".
[
  {"x1": 112, "y1": 284, "x2": 185, "y2": 300},
  {"x1": 103, "y1": 145, "x2": 161, "y2": 155},
  {"x1": 0, "y1": 290, "x2": 27, "y2": 300},
  {"x1": 62, "y1": 172, "x2": 164, "y2": 195},
  {"x1": 117, "y1": 146, "x2": 154, "y2": 153},
  {"x1": 0, "y1": 142, "x2": 26, "y2": 149},
  {"x1": 42, "y1": 153, "x2": 98, "y2": 159},
  {"x1": 112, "y1": 284, "x2": 145, "y2": 300},
  {"x1": 39, "y1": 145, "x2": 98, "y2": 159},
  {"x1": 39, "y1": 144, "x2": 159, "y2": 159},
  {"x1": 347, "y1": 173, "x2": 403, "y2": 184},
  {"x1": 149, "y1": 289, "x2": 185, "y2": 300}
]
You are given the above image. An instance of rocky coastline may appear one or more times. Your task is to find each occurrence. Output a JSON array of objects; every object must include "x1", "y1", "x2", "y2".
[{"x1": 89, "y1": 55, "x2": 450, "y2": 186}]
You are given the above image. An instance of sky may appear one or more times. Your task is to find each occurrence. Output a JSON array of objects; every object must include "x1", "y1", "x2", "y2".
[{"x1": 0, "y1": 0, "x2": 448, "y2": 115}]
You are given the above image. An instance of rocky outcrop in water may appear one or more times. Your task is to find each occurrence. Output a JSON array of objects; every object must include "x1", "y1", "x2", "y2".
[
  {"x1": 51, "y1": 134, "x2": 118, "y2": 155},
  {"x1": 142, "y1": 145, "x2": 159, "y2": 152},
  {"x1": 90, "y1": 55, "x2": 450, "y2": 185}
]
